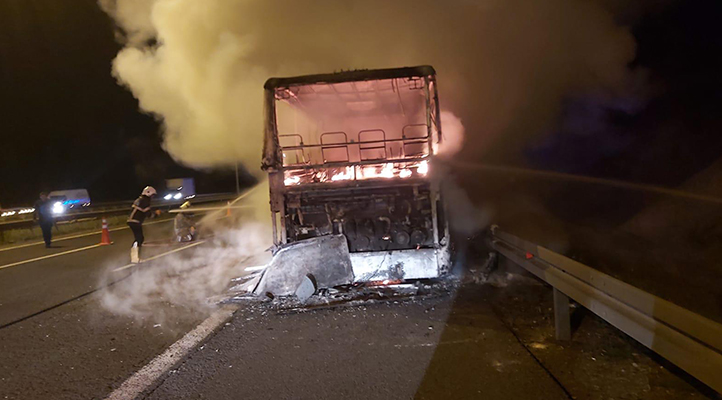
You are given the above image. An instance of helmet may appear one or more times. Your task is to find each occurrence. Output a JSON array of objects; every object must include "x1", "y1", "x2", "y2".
[
  {"x1": 142, "y1": 186, "x2": 157, "y2": 197},
  {"x1": 180, "y1": 201, "x2": 191, "y2": 209}
]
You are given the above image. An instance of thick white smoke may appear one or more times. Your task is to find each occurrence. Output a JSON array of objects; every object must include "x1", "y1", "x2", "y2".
[
  {"x1": 98, "y1": 182, "x2": 272, "y2": 320},
  {"x1": 100, "y1": 221, "x2": 272, "y2": 322},
  {"x1": 100, "y1": 0, "x2": 637, "y2": 171},
  {"x1": 96, "y1": 2, "x2": 640, "y2": 312}
]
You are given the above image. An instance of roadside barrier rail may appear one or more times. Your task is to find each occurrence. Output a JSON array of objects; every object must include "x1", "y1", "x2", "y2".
[
  {"x1": 0, "y1": 193, "x2": 237, "y2": 233},
  {"x1": 490, "y1": 225, "x2": 722, "y2": 393}
]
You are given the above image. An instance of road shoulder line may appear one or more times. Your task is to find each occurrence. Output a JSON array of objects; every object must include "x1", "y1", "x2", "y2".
[
  {"x1": 112, "y1": 240, "x2": 207, "y2": 273},
  {"x1": 105, "y1": 304, "x2": 239, "y2": 400},
  {"x1": 0, "y1": 218, "x2": 173, "y2": 253},
  {"x1": 0, "y1": 244, "x2": 103, "y2": 271}
]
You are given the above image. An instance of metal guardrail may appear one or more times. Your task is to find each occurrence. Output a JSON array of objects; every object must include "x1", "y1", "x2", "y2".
[
  {"x1": 0, "y1": 193, "x2": 237, "y2": 232},
  {"x1": 490, "y1": 226, "x2": 722, "y2": 393}
]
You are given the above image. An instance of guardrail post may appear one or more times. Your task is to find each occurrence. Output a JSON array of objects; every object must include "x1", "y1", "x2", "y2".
[
  {"x1": 553, "y1": 288, "x2": 571, "y2": 341},
  {"x1": 492, "y1": 227, "x2": 722, "y2": 392}
]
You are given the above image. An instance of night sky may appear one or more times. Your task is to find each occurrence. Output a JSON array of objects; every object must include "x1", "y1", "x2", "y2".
[
  {"x1": 528, "y1": 0, "x2": 722, "y2": 188},
  {"x1": 0, "y1": 0, "x2": 249, "y2": 207},
  {"x1": 1, "y1": 0, "x2": 721, "y2": 207}
]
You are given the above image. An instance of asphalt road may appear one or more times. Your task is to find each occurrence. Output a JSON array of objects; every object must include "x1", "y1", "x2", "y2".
[
  {"x1": 143, "y1": 283, "x2": 713, "y2": 400},
  {"x1": 0, "y1": 209, "x2": 716, "y2": 399},
  {"x1": 144, "y1": 288, "x2": 570, "y2": 400},
  {"x1": 0, "y1": 219, "x2": 209, "y2": 399},
  {"x1": 0, "y1": 218, "x2": 179, "y2": 327}
]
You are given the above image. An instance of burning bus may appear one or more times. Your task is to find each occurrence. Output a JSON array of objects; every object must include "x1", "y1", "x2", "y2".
[{"x1": 261, "y1": 66, "x2": 450, "y2": 285}]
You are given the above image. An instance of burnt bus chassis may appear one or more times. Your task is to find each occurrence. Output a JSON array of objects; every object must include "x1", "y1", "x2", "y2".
[{"x1": 261, "y1": 66, "x2": 451, "y2": 282}]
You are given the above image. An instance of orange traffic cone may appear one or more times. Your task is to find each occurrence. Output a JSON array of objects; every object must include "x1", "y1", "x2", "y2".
[
  {"x1": 226, "y1": 201, "x2": 232, "y2": 217},
  {"x1": 99, "y1": 217, "x2": 113, "y2": 245}
]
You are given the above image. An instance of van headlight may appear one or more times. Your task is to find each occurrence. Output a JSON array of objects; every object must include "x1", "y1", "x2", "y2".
[{"x1": 52, "y1": 202, "x2": 65, "y2": 215}]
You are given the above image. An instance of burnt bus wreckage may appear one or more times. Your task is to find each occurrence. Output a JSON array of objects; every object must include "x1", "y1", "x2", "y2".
[{"x1": 256, "y1": 66, "x2": 451, "y2": 296}]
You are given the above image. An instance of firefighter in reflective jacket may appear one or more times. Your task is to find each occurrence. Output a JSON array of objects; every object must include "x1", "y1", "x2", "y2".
[{"x1": 128, "y1": 186, "x2": 156, "y2": 263}]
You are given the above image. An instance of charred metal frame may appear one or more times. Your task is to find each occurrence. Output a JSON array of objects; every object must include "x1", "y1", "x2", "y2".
[
  {"x1": 262, "y1": 66, "x2": 450, "y2": 279},
  {"x1": 279, "y1": 128, "x2": 430, "y2": 167}
]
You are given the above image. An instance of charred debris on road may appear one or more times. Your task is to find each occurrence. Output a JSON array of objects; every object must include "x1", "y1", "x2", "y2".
[{"x1": 223, "y1": 235, "x2": 459, "y2": 314}]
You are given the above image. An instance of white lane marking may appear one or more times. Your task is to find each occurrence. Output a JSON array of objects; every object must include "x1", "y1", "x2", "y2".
[
  {"x1": 0, "y1": 220, "x2": 197, "y2": 272},
  {"x1": 105, "y1": 304, "x2": 239, "y2": 400},
  {"x1": 112, "y1": 240, "x2": 207, "y2": 273},
  {"x1": 0, "y1": 244, "x2": 103, "y2": 271},
  {"x1": 0, "y1": 218, "x2": 174, "y2": 253}
]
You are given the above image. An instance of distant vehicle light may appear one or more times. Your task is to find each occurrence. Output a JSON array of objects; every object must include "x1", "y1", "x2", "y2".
[
  {"x1": 52, "y1": 202, "x2": 65, "y2": 215},
  {"x1": 173, "y1": 193, "x2": 182, "y2": 200},
  {"x1": 164, "y1": 194, "x2": 173, "y2": 200}
]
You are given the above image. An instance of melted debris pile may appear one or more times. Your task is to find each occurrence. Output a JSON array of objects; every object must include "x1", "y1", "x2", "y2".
[
  {"x1": 222, "y1": 235, "x2": 456, "y2": 311},
  {"x1": 225, "y1": 272, "x2": 457, "y2": 313}
]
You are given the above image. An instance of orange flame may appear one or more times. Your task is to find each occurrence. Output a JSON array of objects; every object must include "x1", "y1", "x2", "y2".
[{"x1": 283, "y1": 160, "x2": 429, "y2": 186}]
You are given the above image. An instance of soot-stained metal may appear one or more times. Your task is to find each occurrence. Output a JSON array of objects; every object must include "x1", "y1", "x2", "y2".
[{"x1": 261, "y1": 65, "x2": 450, "y2": 286}]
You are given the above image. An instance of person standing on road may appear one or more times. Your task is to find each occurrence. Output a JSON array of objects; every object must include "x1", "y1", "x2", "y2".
[
  {"x1": 127, "y1": 186, "x2": 156, "y2": 263},
  {"x1": 33, "y1": 192, "x2": 55, "y2": 248},
  {"x1": 173, "y1": 201, "x2": 197, "y2": 242}
]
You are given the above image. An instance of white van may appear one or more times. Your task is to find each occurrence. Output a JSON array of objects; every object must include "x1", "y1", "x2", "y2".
[{"x1": 48, "y1": 189, "x2": 91, "y2": 214}]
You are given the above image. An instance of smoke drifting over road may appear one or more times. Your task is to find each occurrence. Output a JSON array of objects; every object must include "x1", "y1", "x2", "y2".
[
  {"x1": 100, "y1": 0, "x2": 637, "y2": 171},
  {"x1": 100, "y1": 221, "x2": 271, "y2": 322}
]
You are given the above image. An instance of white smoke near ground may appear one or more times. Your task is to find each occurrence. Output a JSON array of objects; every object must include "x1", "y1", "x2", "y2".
[
  {"x1": 100, "y1": 0, "x2": 638, "y2": 171},
  {"x1": 99, "y1": 181, "x2": 272, "y2": 321},
  {"x1": 99, "y1": 220, "x2": 272, "y2": 323},
  {"x1": 443, "y1": 177, "x2": 492, "y2": 237}
]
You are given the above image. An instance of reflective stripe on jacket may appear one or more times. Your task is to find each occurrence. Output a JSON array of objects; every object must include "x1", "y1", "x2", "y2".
[{"x1": 128, "y1": 195, "x2": 151, "y2": 224}]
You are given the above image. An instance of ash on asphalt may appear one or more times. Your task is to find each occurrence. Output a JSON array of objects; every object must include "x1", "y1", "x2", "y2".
[
  {"x1": 226, "y1": 277, "x2": 458, "y2": 314},
  {"x1": 145, "y1": 265, "x2": 720, "y2": 400},
  {"x1": 145, "y1": 279, "x2": 572, "y2": 400}
]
